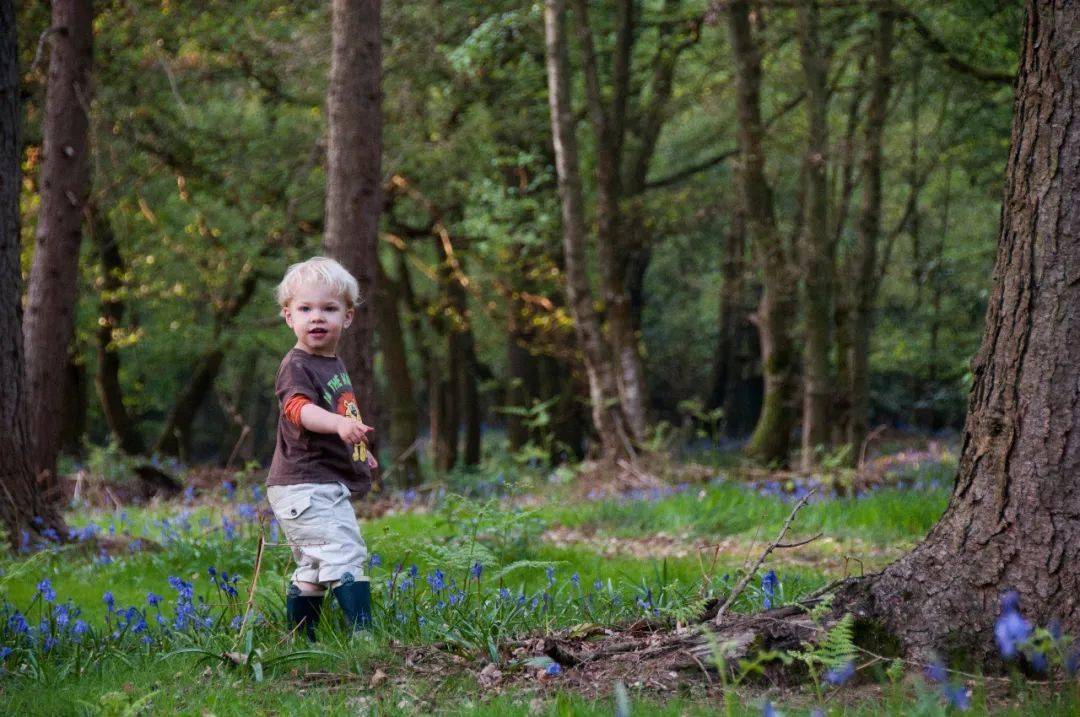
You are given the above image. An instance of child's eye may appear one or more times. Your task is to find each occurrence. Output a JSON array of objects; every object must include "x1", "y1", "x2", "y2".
[{"x1": 298, "y1": 306, "x2": 311, "y2": 312}]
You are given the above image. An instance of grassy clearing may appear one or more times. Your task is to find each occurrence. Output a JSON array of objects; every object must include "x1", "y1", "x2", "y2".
[{"x1": 4, "y1": 450, "x2": 1073, "y2": 715}]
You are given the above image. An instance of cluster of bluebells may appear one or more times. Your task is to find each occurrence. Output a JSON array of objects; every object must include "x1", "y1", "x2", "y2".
[
  {"x1": 369, "y1": 559, "x2": 653, "y2": 638},
  {"x1": 761, "y1": 570, "x2": 779, "y2": 610},
  {"x1": 924, "y1": 659, "x2": 971, "y2": 711},
  {"x1": 584, "y1": 483, "x2": 691, "y2": 504}
]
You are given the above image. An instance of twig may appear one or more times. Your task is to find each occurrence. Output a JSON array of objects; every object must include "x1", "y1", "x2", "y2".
[
  {"x1": 231, "y1": 520, "x2": 267, "y2": 650},
  {"x1": 713, "y1": 489, "x2": 816, "y2": 625},
  {"x1": 776, "y1": 532, "x2": 823, "y2": 549}
]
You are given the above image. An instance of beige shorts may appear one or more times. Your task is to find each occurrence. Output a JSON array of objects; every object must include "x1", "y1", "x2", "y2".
[{"x1": 267, "y1": 482, "x2": 367, "y2": 586}]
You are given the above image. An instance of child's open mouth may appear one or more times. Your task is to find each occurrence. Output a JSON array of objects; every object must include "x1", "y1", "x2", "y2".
[{"x1": 309, "y1": 328, "x2": 328, "y2": 336}]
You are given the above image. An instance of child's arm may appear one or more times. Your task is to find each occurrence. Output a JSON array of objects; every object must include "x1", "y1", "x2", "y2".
[{"x1": 297, "y1": 403, "x2": 373, "y2": 444}]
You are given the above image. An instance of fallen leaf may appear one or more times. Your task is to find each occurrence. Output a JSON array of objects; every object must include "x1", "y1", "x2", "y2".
[{"x1": 369, "y1": 669, "x2": 388, "y2": 688}]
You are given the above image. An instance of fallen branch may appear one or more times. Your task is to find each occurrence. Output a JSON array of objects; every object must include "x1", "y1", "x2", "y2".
[{"x1": 713, "y1": 489, "x2": 817, "y2": 625}]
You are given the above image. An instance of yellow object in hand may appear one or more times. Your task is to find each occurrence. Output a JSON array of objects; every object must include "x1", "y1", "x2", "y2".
[{"x1": 353, "y1": 441, "x2": 367, "y2": 462}]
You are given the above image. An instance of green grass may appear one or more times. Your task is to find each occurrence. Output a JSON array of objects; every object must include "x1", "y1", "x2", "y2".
[
  {"x1": 3, "y1": 454, "x2": 1066, "y2": 716},
  {"x1": 543, "y1": 481, "x2": 949, "y2": 545}
]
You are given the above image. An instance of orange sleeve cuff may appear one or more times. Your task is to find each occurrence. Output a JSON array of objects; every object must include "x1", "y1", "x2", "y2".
[{"x1": 283, "y1": 394, "x2": 313, "y2": 427}]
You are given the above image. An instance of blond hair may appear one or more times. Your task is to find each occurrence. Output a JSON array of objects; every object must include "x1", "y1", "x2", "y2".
[{"x1": 276, "y1": 256, "x2": 360, "y2": 311}]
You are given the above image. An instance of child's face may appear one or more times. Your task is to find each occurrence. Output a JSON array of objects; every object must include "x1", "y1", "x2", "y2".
[{"x1": 283, "y1": 282, "x2": 354, "y2": 356}]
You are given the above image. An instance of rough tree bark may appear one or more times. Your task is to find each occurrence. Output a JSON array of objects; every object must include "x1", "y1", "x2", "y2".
[
  {"x1": 728, "y1": 1, "x2": 799, "y2": 465},
  {"x1": 845, "y1": 0, "x2": 1080, "y2": 661},
  {"x1": 0, "y1": 0, "x2": 68, "y2": 545},
  {"x1": 23, "y1": 0, "x2": 93, "y2": 487},
  {"x1": 795, "y1": 0, "x2": 834, "y2": 470},
  {"x1": 543, "y1": 0, "x2": 634, "y2": 461},
  {"x1": 323, "y1": 0, "x2": 381, "y2": 456}
]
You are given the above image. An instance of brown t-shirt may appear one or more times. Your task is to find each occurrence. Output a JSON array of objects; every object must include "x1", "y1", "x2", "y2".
[{"x1": 267, "y1": 348, "x2": 372, "y2": 496}]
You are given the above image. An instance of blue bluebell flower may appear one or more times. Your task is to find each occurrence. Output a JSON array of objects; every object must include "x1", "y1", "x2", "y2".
[
  {"x1": 223, "y1": 480, "x2": 235, "y2": 499},
  {"x1": 72, "y1": 619, "x2": 88, "y2": 635},
  {"x1": 408, "y1": 565, "x2": 419, "y2": 579},
  {"x1": 546, "y1": 567, "x2": 556, "y2": 585},
  {"x1": 761, "y1": 701, "x2": 782, "y2": 717},
  {"x1": 1066, "y1": 650, "x2": 1080, "y2": 676},
  {"x1": 545, "y1": 662, "x2": 562, "y2": 676},
  {"x1": 53, "y1": 604, "x2": 70, "y2": 628},
  {"x1": 924, "y1": 660, "x2": 947, "y2": 683},
  {"x1": 103, "y1": 591, "x2": 115, "y2": 610},
  {"x1": 230, "y1": 615, "x2": 244, "y2": 630},
  {"x1": 146, "y1": 592, "x2": 162, "y2": 607},
  {"x1": 571, "y1": 572, "x2": 580, "y2": 587},
  {"x1": 36, "y1": 579, "x2": 56, "y2": 603},
  {"x1": 761, "y1": 570, "x2": 778, "y2": 610},
  {"x1": 824, "y1": 661, "x2": 855, "y2": 686},
  {"x1": 470, "y1": 562, "x2": 483, "y2": 580},
  {"x1": 427, "y1": 569, "x2": 447, "y2": 592},
  {"x1": 369, "y1": 554, "x2": 382, "y2": 568},
  {"x1": 499, "y1": 587, "x2": 512, "y2": 601},
  {"x1": 593, "y1": 579, "x2": 603, "y2": 591},
  {"x1": 8, "y1": 612, "x2": 29, "y2": 635},
  {"x1": 994, "y1": 592, "x2": 1031, "y2": 660},
  {"x1": 944, "y1": 684, "x2": 970, "y2": 711},
  {"x1": 0, "y1": 646, "x2": 12, "y2": 660}
]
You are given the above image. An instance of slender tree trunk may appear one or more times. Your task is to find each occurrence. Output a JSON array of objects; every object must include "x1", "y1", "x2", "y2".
[
  {"x1": 710, "y1": 208, "x2": 761, "y2": 436},
  {"x1": 375, "y1": 259, "x2": 423, "y2": 487},
  {"x1": 24, "y1": 0, "x2": 93, "y2": 486},
  {"x1": 544, "y1": 0, "x2": 633, "y2": 461},
  {"x1": 796, "y1": 0, "x2": 834, "y2": 470},
  {"x1": 0, "y1": 1, "x2": 68, "y2": 545},
  {"x1": 323, "y1": 0, "x2": 381, "y2": 455},
  {"x1": 91, "y1": 207, "x2": 145, "y2": 455},
  {"x1": 572, "y1": 0, "x2": 649, "y2": 442},
  {"x1": 460, "y1": 333, "x2": 482, "y2": 467},
  {"x1": 506, "y1": 294, "x2": 541, "y2": 451},
  {"x1": 846, "y1": 10, "x2": 894, "y2": 454},
  {"x1": 728, "y1": 1, "x2": 799, "y2": 465},
  {"x1": 153, "y1": 349, "x2": 225, "y2": 459},
  {"x1": 852, "y1": 0, "x2": 1080, "y2": 660}
]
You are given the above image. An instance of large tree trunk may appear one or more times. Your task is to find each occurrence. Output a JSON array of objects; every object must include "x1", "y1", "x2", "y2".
[
  {"x1": 543, "y1": 0, "x2": 634, "y2": 461},
  {"x1": 852, "y1": 0, "x2": 1079, "y2": 661},
  {"x1": 91, "y1": 206, "x2": 145, "y2": 455},
  {"x1": 843, "y1": 10, "x2": 894, "y2": 455},
  {"x1": 727, "y1": 1, "x2": 799, "y2": 465},
  {"x1": 24, "y1": 0, "x2": 93, "y2": 486},
  {"x1": 795, "y1": 0, "x2": 834, "y2": 470},
  {"x1": 0, "y1": 1, "x2": 68, "y2": 545},
  {"x1": 323, "y1": 0, "x2": 381, "y2": 455}
]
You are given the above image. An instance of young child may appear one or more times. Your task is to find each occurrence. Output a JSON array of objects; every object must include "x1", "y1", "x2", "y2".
[{"x1": 266, "y1": 256, "x2": 379, "y2": 638}]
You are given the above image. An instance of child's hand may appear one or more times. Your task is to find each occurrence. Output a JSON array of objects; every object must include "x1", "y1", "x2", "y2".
[
  {"x1": 366, "y1": 452, "x2": 379, "y2": 470},
  {"x1": 336, "y1": 416, "x2": 369, "y2": 445}
]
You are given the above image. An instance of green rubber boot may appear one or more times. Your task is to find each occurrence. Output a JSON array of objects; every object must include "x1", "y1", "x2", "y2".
[
  {"x1": 285, "y1": 584, "x2": 323, "y2": 641},
  {"x1": 332, "y1": 573, "x2": 372, "y2": 630}
]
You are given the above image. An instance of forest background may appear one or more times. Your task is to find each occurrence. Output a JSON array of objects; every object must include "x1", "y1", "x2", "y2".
[{"x1": 7, "y1": 0, "x2": 1020, "y2": 488}]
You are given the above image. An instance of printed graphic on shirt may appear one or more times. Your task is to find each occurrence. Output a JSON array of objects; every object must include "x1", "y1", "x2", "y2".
[
  {"x1": 335, "y1": 390, "x2": 367, "y2": 463},
  {"x1": 320, "y1": 370, "x2": 352, "y2": 406}
]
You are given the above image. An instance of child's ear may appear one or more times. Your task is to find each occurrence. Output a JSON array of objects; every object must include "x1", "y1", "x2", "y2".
[
  {"x1": 344, "y1": 306, "x2": 355, "y2": 329},
  {"x1": 282, "y1": 306, "x2": 293, "y2": 327}
]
